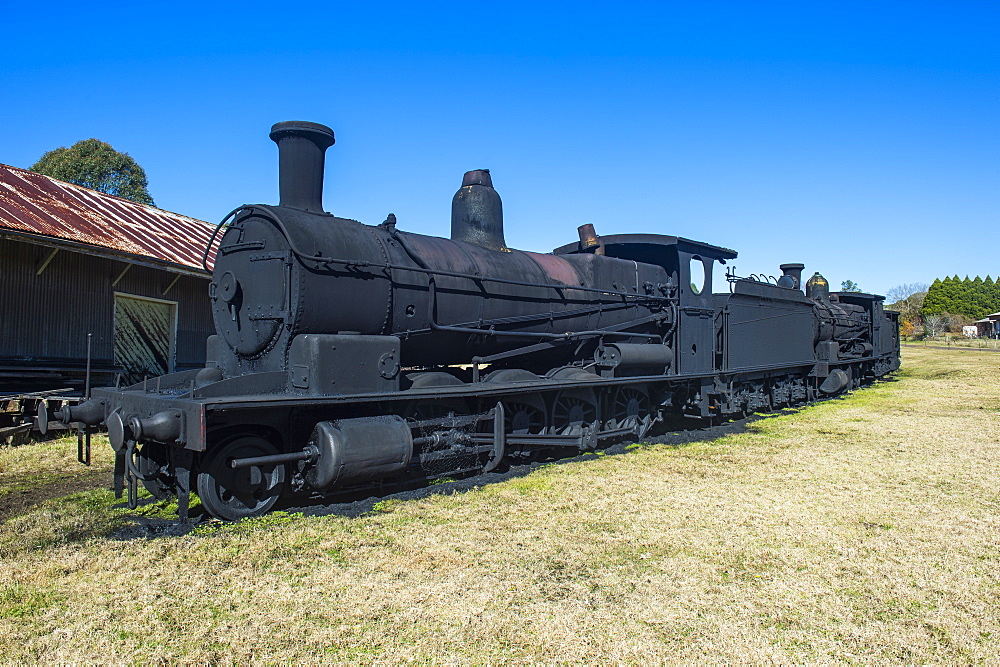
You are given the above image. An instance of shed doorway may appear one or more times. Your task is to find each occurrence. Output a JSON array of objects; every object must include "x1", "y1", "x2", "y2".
[{"x1": 114, "y1": 293, "x2": 177, "y2": 386}]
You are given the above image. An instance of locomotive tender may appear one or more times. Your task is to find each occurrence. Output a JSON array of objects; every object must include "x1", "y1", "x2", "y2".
[{"x1": 48, "y1": 121, "x2": 900, "y2": 521}]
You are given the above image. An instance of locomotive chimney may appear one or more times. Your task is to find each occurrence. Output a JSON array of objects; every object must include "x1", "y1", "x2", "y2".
[
  {"x1": 779, "y1": 263, "x2": 805, "y2": 290},
  {"x1": 269, "y1": 121, "x2": 336, "y2": 213},
  {"x1": 451, "y1": 169, "x2": 508, "y2": 252}
]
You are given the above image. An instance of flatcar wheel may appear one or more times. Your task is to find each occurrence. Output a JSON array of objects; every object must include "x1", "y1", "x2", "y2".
[
  {"x1": 137, "y1": 441, "x2": 174, "y2": 500},
  {"x1": 609, "y1": 386, "x2": 651, "y2": 434},
  {"x1": 550, "y1": 391, "x2": 598, "y2": 437},
  {"x1": 197, "y1": 436, "x2": 286, "y2": 521}
]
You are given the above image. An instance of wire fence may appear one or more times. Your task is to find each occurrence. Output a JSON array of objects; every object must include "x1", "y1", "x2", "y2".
[{"x1": 902, "y1": 335, "x2": 1000, "y2": 350}]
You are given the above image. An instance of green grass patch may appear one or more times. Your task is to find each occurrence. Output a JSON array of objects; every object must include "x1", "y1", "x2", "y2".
[
  {"x1": 0, "y1": 488, "x2": 124, "y2": 557},
  {"x1": 0, "y1": 584, "x2": 63, "y2": 619},
  {"x1": 192, "y1": 510, "x2": 306, "y2": 536}
]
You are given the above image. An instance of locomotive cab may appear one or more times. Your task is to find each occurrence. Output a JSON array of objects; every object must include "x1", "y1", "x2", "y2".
[{"x1": 553, "y1": 233, "x2": 736, "y2": 374}]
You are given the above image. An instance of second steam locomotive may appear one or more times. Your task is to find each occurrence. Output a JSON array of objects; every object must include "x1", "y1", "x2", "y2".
[{"x1": 50, "y1": 121, "x2": 900, "y2": 521}]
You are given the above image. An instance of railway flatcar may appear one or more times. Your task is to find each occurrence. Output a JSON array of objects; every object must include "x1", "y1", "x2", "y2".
[{"x1": 46, "y1": 121, "x2": 900, "y2": 521}]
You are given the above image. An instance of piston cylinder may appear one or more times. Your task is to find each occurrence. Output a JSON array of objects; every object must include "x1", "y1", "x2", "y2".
[
  {"x1": 305, "y1": 415, "x2": 413, "y2": 489},
  {"x1": 819, "y1": 368, "x2": 851, "y2": 394}
]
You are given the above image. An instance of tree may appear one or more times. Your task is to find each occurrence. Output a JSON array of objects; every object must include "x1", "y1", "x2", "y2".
[
  {"x1": 840, "y1": 280, "x2": 861, "y2": 292},
  {"x1": 886, "y1": 282, "x2": 928, "y2": 304},
  {"x1": 922, "y1": 277, "x2": 952, "y2": 316},
  {"x1": 888, "y1": 290, "x2": 927, "y2": 331},
  {"x1": 922, "y1": 274, "x2": 1000, "y2": 321},
  {"x1": 31, "y1": 138, "x2": 154, "y2": 206},
  {"x1": 943, "y1": 312, "x2": 972, "y2": 333},
  {"x1": 971, "y1": 276, "x2": 988, "y2": 315},
  {"x1": 923, "y1": 314, "x2": 947, "y2": 337}
]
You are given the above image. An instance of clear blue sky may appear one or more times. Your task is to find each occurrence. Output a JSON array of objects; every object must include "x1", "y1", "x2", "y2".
[{"x1": 2, "y1": 1, "x2": 996, "y2": 295}]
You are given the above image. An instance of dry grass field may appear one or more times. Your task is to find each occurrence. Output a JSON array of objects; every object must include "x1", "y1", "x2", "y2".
[{"x1": 0, "y1": 346, "x2": 997, "y2": 662}]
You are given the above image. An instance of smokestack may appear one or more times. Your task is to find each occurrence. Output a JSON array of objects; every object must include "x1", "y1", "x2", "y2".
[
  {"x1": 451, "y1": 169, "x2": 507, "y2": 252},
  {"x1": 269, "y1": 121, "x2": 335, "y2": 213},
  {"x1": 779, "y1": 263, "x2": 805, "y2": 290}
]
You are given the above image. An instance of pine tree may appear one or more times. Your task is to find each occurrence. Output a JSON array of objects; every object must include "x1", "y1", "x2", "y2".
[
  {"x1": 921, "y1": 274, "x2": 1000, "y2": 321},
  {"x1": 971, "y1": 276, "x2": 987, "y2": 318},
  {"x1": 988, "y1": 277, "x2": 1000, "y2": 316},
  {"x1": 954, "y1": 277, "x2": 974, "y2": 318},
  {"x1": 922, "y1": 278, "x2": 946, "y2": 316}
]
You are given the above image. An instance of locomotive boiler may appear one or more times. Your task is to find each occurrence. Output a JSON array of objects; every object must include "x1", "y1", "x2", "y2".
[
  {"x1": 48, "y1": 121, "x2": 900, "y2": 521},
  {"x1": 212, "y1": 122, "x2": 674, "y2": 378}
]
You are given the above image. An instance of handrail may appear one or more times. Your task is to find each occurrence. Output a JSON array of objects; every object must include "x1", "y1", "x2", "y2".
[
  {"x1": 426, "y1": 278, "x2": 662, "y2": 342},
  {"x1": 205, "y1": 205, "x2": 672, "y2": 304}
]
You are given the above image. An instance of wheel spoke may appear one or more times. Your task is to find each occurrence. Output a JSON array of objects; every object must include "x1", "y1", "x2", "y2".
[
  {"x1": 551, "y1": 391, "x2": 597, "y2": 436},
  {"x1": 611, "y1": 387, "x2": 651, "y2": 433},
  {"x1": 506, "y1": 401, "x2": 545, "y2": 435}
]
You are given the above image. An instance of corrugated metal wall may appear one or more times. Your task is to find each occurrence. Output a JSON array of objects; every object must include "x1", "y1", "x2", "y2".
[{"x1": 0, "y1": 238, "x2": 213, "y2": 390}]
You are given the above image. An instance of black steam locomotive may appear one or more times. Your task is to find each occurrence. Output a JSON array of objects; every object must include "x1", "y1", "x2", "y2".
[{"x1": 47, "y1": 121, "x2": 900, "y2": 521}]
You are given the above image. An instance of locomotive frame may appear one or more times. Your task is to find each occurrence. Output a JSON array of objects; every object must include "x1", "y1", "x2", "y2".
[{"x1": 45, "y1": 121, "x2": 900, "y2": 521}]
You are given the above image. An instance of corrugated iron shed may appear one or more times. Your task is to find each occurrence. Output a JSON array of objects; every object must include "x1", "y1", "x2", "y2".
[{"x1": 0, "y1": 163, "x2": 216, "y2": 273}]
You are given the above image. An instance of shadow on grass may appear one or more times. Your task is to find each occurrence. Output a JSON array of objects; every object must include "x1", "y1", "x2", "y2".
[
  {"x1": 100, "y1": 412, "x2": 762, "y2": 540},
  {"x1": 12, "y1": 382, "x2": 892, "y2": 544},
  {"x1": 279, "y1": 412, "x2": 763, "y2": 520},
  {"x1": 281, "y1": 391, "x2": 885, "y2": 523},
  {"x1": 0, "y1": 467, "x2": 110, "y2": 523}
]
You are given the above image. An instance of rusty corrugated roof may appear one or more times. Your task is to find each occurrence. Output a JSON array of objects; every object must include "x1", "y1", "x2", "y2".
[{"x1": 0, "y1": 163, "x2": 216, "y2": 272}]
